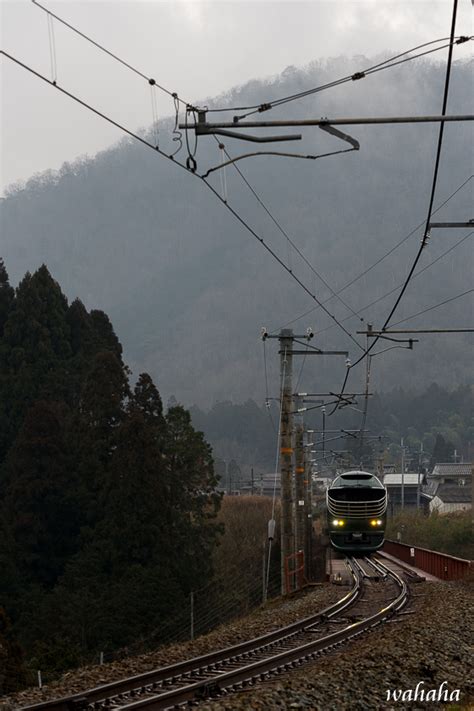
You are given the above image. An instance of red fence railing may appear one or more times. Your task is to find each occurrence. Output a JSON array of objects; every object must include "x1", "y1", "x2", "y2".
[{"x1": 383, "y1": 539, "x2": 473, "y2": 580}]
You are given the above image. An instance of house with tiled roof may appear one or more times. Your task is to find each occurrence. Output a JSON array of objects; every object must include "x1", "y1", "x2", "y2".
[
  {"x1": 424, "y1": 462, "x2": 472, "y2": 514},
  {"x1": 430, "y1": 462, "x2": 472, "y2": 482},
  {"x1": 429, "y1": 482, "x2": 472, "y2": 514}
]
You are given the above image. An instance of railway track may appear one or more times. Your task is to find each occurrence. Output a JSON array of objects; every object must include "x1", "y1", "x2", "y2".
[{"x1": 20, "y1": 558, "x2": 409, "y2": 711}]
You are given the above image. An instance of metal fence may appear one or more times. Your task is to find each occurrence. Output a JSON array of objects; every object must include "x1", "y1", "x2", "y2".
[{"x1": 383, "y1": 539, "x2": 473, "y2": 580}]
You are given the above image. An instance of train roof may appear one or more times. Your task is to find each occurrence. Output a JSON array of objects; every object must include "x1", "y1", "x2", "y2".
[{"x1": 330, "y1": 471, "x2": 385, "y2": 489}]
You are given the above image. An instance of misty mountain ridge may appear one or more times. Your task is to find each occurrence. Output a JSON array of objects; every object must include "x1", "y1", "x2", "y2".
[{"x1": 2, "y1": 55, "x2": 473, "y2": 406}]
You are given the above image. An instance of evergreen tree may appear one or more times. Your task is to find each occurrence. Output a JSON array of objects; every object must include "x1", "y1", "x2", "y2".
[
  {"x1": 0, "y1": 265, "x2": 71, "y2": 460},
  {"x1": 164, "y1": 406, "x2": 222, "y2": 591},
  {"x1": 2, "y1": 401, "x2": 78, "y2": 587},
  {"x1": 0, "y1": 258, "x2": 14, "y2": 338}
]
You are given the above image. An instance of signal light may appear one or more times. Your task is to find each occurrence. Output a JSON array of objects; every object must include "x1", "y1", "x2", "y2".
[
  {"x1": 370, "y1": 519, "x2": 383, "y2": 527},
  {"x1": 332, "y1": 519, "x2": 345, "y2": 527}
]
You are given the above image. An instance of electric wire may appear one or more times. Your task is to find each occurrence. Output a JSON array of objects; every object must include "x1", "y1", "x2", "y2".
[
  {"x1": 328, "y1": 0, "x2": 462, "y2": 413},
  {"x1": 31, "y1": 0, "x2": 190, "y2": 107},
  {"x1": 272, "y1": 175, "x2": 473, "y2": 333},
  {"x1": 206, "y1": 36, "x2": 471, "y2": 119},
  {"x1": 388, "y1": 288, "x2": 474, "y2": 327},
  {"x1": 316, "y1": 230, "x2": 473, "y2": 336},
  {"x1": 25, "y1": 3, "x2": 466, "y2": 360},
  {"x1": 294, "y1": 345, "x2": 308, "y2": 392},
  {"x1": 1, "y1": 50, "x2": 363, "y2": 352},
  {"x1": 46, "y1": 11, "x2": 57, "y2": 84},
  {"x1": 212, "y1": 138, "x2": 366, "y2": 325},
  {"x1": 5, "y1": 4, "x2": 468, "y2": 413},
  {"x1": 170, "y1": 95, "x2": 183, "y2": 157}
]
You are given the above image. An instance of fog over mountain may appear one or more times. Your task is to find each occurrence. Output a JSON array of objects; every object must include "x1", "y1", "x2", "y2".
[{"x1": 2, "y1": 55, "x2": 473, "y2": 407}]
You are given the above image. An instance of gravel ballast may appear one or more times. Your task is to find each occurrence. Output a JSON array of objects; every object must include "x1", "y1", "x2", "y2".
[
  {"x1": 2, "y1": 581, "x2": 472, "y2": 710},
  {"x1": 199, "y1": 581, "x2": 474, "y2": 710},
  {"x1": 1, "y1": 584, "x2": 344, "y2": 709}
]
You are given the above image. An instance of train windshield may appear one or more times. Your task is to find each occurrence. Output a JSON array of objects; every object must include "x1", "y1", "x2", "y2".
[{"x1": 332, "y1": 473, "x2": 384, "y2": 489}]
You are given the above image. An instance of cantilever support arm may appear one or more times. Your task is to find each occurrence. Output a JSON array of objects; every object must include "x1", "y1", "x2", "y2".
[
  {"x1": 319, "y1": 123, "x2": 360, "y2": 150},
  {"x1": 196, "y1": 127, "x2": 302, "y2": 143}
]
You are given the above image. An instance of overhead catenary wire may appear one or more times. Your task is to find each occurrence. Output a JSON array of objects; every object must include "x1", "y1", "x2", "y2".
[
  {"x1": 351, "y1": 0, "x2": 460, "y2": 365},
  {"x1": 46, "y1": 11, "x2": 57, "y2": 84},
  {"x1": 316, "y1": 230, "x2": 474, "y2": 337},
  {"x1": 206, "y1": 36, "x2": 472, "y2": 119},
  {"x1": 328, "y1": 0, "x2": 462, "y2": 414},
  {"x1": 31, "y1": 0, "x2": 191, "y2": 107},
  {"x1": 24, "y1": 2, "x2": 467, "y2": 358},
  {"x1": 388, "y1": 288, "x2": 474, "y2": 327},
  {"x1": 272, "y1": 175, "x2": 473, "y2": 333},
  {"x1": 211, "y1": 137, "x2": 365, "y2": 326},
  {"x1": 6, "y1": 6, "x2": 469, "y2": 422},
  {"x1": 1, "y1": 50, "x2": 364, "y2": 352}
]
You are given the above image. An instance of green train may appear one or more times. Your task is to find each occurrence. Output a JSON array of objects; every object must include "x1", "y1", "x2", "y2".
[{"x1": 326, "y1": 470, "x2": 387, "y2": 553}]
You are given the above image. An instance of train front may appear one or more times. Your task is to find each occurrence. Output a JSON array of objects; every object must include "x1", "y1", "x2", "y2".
[{"x1": 326, "y1": 471, "x2": 387, "y2": 553}]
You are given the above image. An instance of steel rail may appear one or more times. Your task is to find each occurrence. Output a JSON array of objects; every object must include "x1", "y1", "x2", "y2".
[
  {"x1": 112, "y1": 559, "x2": 408, "y2": 709},
  {"x1": 19, "y1": 566, "x2": 361, "y2": 711},
  {"x1": 20, "y1": 560, "x2": 408, "y2": 711}
]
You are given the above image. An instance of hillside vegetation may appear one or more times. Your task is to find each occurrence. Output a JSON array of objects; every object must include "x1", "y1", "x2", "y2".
[{"x1": 2, "y1": 57, "x2": 473, "y2": 406}]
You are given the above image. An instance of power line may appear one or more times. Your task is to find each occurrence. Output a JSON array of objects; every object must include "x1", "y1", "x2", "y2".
[
  {"x1": 329, "y1": 0, "x2": 462, "y2": 413},
  {"x1": 272, "y1": 175, "x2": 473, "y2": 333},
  {"x1": 26, "y1": 2, "x2": 469, "y2": 360},
  {"x1": 389, "y1": 289, "x2": 474, "y2": 327},
  {"x1": 214, "y1": 137, "x2": 365, "y2": 324},
  {"x1": 317, "y1": 230, "x2": 474, "y2": 336},
  {"x1": 207, "y1": 36, "x2": 471, "y2": 119},
  {"x1": 356, "y1": 0, "x2": 460, "y2": 358},
  {"x1": 1, "y1": 49, "x2": 363, "y2": 354},
  {"x1": 31, "y1": 0, "x2": 191, "y2": 108}
]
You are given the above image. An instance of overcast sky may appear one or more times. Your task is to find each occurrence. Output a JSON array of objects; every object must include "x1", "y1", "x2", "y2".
[{"x1": 1, "y1": 0, "x2": 472, "y2": 194}]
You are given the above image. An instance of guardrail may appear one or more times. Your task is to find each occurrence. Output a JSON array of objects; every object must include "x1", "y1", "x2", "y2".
[{"x1": 383, "y1": 540, "x2": 473, "y2": 580}]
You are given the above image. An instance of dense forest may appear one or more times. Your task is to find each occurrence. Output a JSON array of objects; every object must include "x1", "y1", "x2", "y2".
[
  {"x1": 0, "y1": 261, "x2": 222, "y2": 689},
  {"x1": 2, "y1": 56, "x2": 472, "y2": 406}
]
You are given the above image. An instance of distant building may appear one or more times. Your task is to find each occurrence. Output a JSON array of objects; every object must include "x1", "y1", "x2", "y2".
[
  {"x1": 260, "y1": 472, "x2": 281, "y2": 497},
  {"x1": 313, "y1": 477, "x2": 332, "y2": 491},
  {"x1": 429, "y1": 482, "x2": 472, "y2": 514},
  {"x1": 423, "y1": 462, "x2": 472, "y2": 514},
  {"x1": 429, "y1": 462, "x2": 472, "y2": 483},
  {"x1": 383, "y1": 472, "x2": 426, "y2": 513}
]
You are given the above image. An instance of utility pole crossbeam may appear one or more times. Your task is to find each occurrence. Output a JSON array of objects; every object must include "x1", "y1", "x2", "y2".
[
  {"x1": 428, "y1": 221, "x2": 474, "y2": 228},
  {"x1": 357, "y1": 329, "x2": 474, "y2": 334},
  {"x1": 181, "y1": 114, "x2": 474, "y2": 132}
]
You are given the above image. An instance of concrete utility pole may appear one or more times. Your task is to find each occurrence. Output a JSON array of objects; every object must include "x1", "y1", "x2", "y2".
[
  {"x1": 401, "y1": 438, "x2": 405, "y2": 510},
  {"x1": 280, "y1": 329, "x2": 294, "y2": 594},
  {"x1": 417, "y1": 443, "x2": 423, "y2": 510},
  {"x1": 304, "y1": 434, "x2": 312, "y2": 579},
  {"x1": 294, "y1": 398, "x2": 306, "y2": 573},
  {"x1": 262, "y1": 327, "x2": 346, "y2": 594}
]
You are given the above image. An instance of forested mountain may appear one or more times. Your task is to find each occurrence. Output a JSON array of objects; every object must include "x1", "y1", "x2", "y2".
[
  {"x1": 1, "y1": 56, "x2": 473, "y2": 406},
  {"x1": 190, "y1": 384, "x2": 473, "y2": 474},
  {"x1": 0, "y1": 261, "x2": 221, "y2": 684}
]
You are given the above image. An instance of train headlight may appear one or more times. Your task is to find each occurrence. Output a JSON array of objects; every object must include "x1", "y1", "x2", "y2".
[
  {"x1": 370, "y1": 519, "x2": 383, "y2": 526},
  {"x1": 332, "y1": 519, "x2": 345, "y2": 527}
]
